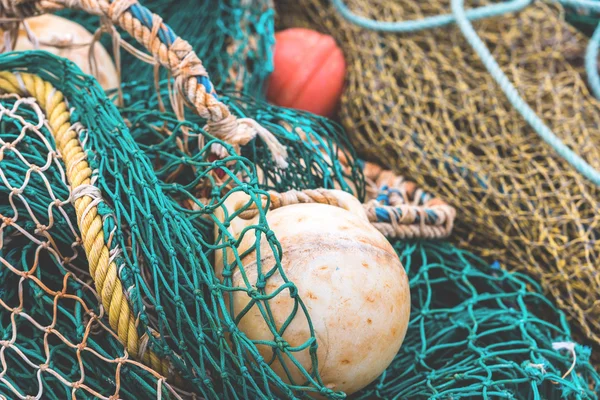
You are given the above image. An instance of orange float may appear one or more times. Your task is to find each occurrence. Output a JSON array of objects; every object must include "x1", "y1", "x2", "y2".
[{"x1": 267, "y1": 28, "x2": 346, "y2": 117}]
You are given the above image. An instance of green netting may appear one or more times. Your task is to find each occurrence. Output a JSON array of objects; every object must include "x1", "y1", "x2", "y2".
[
  {"x1": 360, "y1": 239, "x2": 600, "y2": 399},
  {"x1": 58, "y1": 0, "x2": 275, "y2": 97},
  {"x1": 0, "y1": 96, "x2": 169, "y2": 399},
  {"x1": 119, "y1": 82, "x2": 365, "y2": 200},
  {"x1": 0, "y1": 51, "x2": 350, "y2": 399}
]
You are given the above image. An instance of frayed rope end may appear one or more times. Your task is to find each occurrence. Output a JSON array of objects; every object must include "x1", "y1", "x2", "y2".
[{"x1": 206, "y1": 116, "x2": 289, "y2": 169}]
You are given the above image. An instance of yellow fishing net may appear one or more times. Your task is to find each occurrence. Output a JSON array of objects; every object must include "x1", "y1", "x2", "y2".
[{"x1": 276, "y1": 0, "x2": 600, "y2": 353}]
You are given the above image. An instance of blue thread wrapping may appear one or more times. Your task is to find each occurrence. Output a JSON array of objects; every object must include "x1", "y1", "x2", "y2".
[
  {"x1": 127, "y1": 2, "x2": 217, "y2": 98},
  {"x1": 373, "y1": 206, "x2": 439, "y2": 225}
]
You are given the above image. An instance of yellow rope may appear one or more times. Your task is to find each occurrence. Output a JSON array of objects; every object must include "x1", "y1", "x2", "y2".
[{"x1": 0, "y1": 71, "x2": 171, "y2": 378}]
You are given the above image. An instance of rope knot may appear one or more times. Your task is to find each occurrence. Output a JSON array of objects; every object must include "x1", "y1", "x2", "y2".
[
  {"x1": 248, "y1": 288, "x2": 261, "y2": 299},
  {"x1": 320, "y1": 386, "x2": 333, "y2": 395},
  {"x1": 274, "y1": 336, "x2": 288, "y2": 352},
  {"x1": 170, "y1": 40, "x2": 208, "y2": 81},
  {"x1": 206, "y1": 116, "x2": 288, "y2": 169}
]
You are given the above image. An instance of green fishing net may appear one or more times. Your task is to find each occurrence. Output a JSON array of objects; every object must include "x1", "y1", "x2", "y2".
[
  {"x1": 276, "y1": 0, "x2": 600, "y2": 357},
  {"x1": 362, "y1": 239, "x2": 600, "y2": 399},
  {"x1": 0, "y1": 0, "x2": 599, "y2": 399},
  {"x1": 120, "y1": 83, "x2": 365, "y2": 200}
]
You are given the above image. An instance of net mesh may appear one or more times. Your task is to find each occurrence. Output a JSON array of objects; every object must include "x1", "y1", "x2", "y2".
[
  {"x1": 119, "y1": 83, "x2": 365, "y2": 201},
  {"x1": 0, "y1": 90, "x2": 176, "y2": 399},
  {"x1": 361, "y1": 239, "x2": 600, "y2": 399},
  {"x1": 2, "y1": 77, "x2": 599, "y2": 398},
  {"x1": 276, "y1": 0, "x2": 600, "y2": 355},
  {"x1": 0, "y1": 0, "x2": 599, "y2": 398}
]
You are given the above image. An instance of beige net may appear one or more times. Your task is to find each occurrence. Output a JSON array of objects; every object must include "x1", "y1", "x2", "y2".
[
  {"x1": 0, "y1": 93, "x2": 181, "y2": 399},
  {"x1": 276, "y1": 0, "x2": 600, "y2": 353}
]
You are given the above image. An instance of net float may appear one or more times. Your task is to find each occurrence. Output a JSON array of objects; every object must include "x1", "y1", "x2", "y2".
[{"x1": 214, "y1": 189, "x2": 410, "y2": 395}]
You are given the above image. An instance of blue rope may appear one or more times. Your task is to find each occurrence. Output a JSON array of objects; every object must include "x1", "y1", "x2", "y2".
[
  {"x1": 330, "y1": 0, "x2": 531, "y2": 32},
  {"x1": 374, "y1": 206, "x2": 439, "y2": 224},
  {"x1": 586, "y1": 22, "x2": 600, "y2": 99},
  {"x1": 125, "y1": 1, "x2": 217, "y2": 97},
  {"x1": 451, "y1": 0, "x2": 600, "y2": 186}
]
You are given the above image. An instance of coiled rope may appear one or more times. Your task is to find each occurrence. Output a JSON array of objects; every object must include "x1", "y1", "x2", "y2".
[{"x1": 238, "y1": 162, "x2": 456, "y2": 240}]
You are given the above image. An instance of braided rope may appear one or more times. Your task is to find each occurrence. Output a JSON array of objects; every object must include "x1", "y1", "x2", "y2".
[
  {"x1": 239, "y1": 163, "x2": 456, "y2": 239},
  {"x1": 0, "y1": 0, "x2": 288, "y2": 167},
  {"x1": 362, "y1": 161, "x2": 456, "y2": 239},
  {"x1": 0, "y1": 70, "x2": 173, "y2": 378}
]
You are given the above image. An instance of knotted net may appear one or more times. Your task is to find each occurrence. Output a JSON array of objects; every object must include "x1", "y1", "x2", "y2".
[
  {"x1": 0, "y1": 0, "x2": 599, "y2": 398},
  {"x1": 276, "y1": 0, "x2": 600, "y2": 355}
]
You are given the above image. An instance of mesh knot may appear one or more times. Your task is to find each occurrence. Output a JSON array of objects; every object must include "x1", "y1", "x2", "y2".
[
  {"x1": 210, "y1": 284, "x2": 221, "y2": 296},
  {"x1": 248, "y1": 288, "x2": 260, "y2": 299},
  {"x1": 319, "y1": 386, "x2": 333, "y2": 395},
  {"x1": 288, "y1": 285, "x2": 298, "y2": 299},
  {"x1": 255, "y1": 277, "x2": 266, "y2": 290},
  {"x1": 275, "y1": 336, "x2": 288, "y2": 352},
  {"x1": 265, "y1": 229, "x2": 276, "y2": 241},
  {"x1": 172, "y1": 295, "x2": 183, "y2": 306},
  {"x1": 522, "y1": 361, "x2": 546, "y2": 383},
  {"x1": 220, "y1": 267, "x2": 233, "y2": 278}
]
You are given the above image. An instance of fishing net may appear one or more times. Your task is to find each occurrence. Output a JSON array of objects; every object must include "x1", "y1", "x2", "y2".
[
  {"x1": 276, "y1": 0, "x2": 600, "y2": 353},
  {"x1": 0, "y1": 49, "x2": 353, "y2": 399},
  {"x1": 0, "y1": 0, "x2": 599, "y2": 399},
  {"x1": 360, "y1": 239, "x2": 600, "y2": 399},
  {"x1": 119, "y1": 83, "x2": 366, "y2": 201},
  {"x1": 1, "y1": 62, "x2": 598, "y2": 398}
]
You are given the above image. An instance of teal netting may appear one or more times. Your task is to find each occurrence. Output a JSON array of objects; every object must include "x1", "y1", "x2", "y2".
[
  {"x1": 0, "y1": 0, "x2": 599, "y2": 397},
  {"x1": 359, "y1": 240, "x2": 600, "y2": 399},
  {"x1": 119, "y1": 82, "x2": 365, "y2": 200},
  {"x1": 0, "y1": 95, "x2": 169, "y2": 399}
]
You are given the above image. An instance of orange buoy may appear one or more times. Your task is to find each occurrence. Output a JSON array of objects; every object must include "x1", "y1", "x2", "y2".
[{"x1": 267, "y1": 28, "x2": 346, "y2": 117}]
